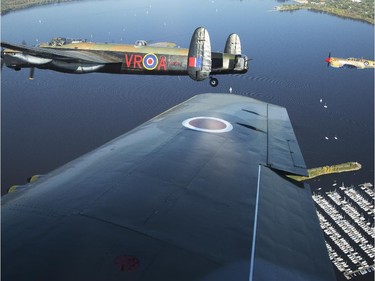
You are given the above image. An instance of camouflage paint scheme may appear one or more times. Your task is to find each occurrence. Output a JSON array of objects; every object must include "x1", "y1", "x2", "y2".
[{"x1": 1, "y1": 27, "x2": 249, "y2": 86}]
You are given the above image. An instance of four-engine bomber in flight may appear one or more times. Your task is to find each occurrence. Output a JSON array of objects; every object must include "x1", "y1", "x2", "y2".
[{"x1": 1, "y1": 27, "x2": 249, "y2": 87}]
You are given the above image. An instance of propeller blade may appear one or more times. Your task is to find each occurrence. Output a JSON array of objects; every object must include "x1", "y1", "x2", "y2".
[
  {"x1": 1, "y1": 49, "x2": 4, "y2": 70},
  {"x1": 325, "y1": 52, "x2": 332, "y2": 68},
  {"x1": 29, "y1": 67, "x2": 35, "y2": 80}
]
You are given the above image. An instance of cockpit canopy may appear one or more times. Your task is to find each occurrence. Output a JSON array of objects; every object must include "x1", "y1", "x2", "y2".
[
  {"x1": 49, "y1": 37, "x2": 87, "y2": 46},
  {"x1": 134, "y1": 40, "x2": 148, "y2": 47}
]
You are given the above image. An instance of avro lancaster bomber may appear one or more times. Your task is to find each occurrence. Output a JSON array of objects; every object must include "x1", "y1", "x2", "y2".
[{"x1": 1, "y1": 27, "x2": 249, "y2": 87}]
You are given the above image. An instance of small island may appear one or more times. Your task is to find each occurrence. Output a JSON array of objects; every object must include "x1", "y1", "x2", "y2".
[
  {"x1": 287, "y1": 162, "x2": 362, "y2": 181},
  {"x1": 276, "y1": 0, "x2": 374, "y2": 25}
]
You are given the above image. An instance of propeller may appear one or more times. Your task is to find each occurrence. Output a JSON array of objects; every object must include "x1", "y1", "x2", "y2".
[
  {"x1": 325, "y1": 52, "x2": 332, "y2": 67},
  {"x1": 1, "y1": 49, "x2": 5, "y2": 70},
  {"x1": 29, "y1": 67, "x2": 35, "y2": 80}
]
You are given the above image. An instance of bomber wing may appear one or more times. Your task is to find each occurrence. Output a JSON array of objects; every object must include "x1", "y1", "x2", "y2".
[
  {"x1": 2, "y1": 93, "x2": 336, "y2": 281},
  {"x1": 148, "y1": 42, "x2": 177, "y2": 48},
  {"x1": 1, "y1": 42, "x2": 123, "y2": 64}
]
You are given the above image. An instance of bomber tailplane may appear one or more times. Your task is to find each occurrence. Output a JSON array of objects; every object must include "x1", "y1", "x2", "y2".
[
  {"x1": 224, "y1": 33, "x2": 241, "y2": 55},
  {"x1": 187, "y1": 27, "x2": 211, "y2": 81}
]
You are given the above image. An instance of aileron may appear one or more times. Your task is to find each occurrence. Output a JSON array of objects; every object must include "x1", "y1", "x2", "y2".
[{"x1": 267, "y1": 104, "x2": 308, "y2": 176}]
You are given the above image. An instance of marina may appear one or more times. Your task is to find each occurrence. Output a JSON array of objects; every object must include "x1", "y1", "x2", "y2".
[{"x1": 313, "y1": 183, "x2": 374, "y2": 279}]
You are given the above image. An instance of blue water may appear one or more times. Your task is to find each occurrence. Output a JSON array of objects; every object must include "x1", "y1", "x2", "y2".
[
  {"x1": 1, "y1": 3, "x2": 374, "y2": 273},
  {"x1": 2, "y1": 1, "x2": 374, "y2": 178},
  {"x1": 2, "y1": 0, "x2": 374, "y2": 187}
]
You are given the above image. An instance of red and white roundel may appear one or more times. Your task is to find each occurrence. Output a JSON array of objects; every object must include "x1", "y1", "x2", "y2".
[
  {"x1": 182, "y1": 117, "x2": 233, "y2": 133},
  {"x1": 143, "y1": 53, "x2": 158, "y2": 70}
]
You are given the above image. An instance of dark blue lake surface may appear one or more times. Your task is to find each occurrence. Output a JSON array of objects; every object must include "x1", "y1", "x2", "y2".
[
  {"x1": 1, "y1": 4, "x2": 374, "y2": 278},
  {"x1": 2, "y1": 0, "x2": 374, "y2": 190}
]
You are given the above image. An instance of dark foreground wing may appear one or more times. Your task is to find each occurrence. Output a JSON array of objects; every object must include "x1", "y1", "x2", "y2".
[
  {"x1": 2, "y1": 94, "x2": 336, "y2": 281},
  {"x1": 1, "y1": 42, "x2": 122, "y2": 63}
]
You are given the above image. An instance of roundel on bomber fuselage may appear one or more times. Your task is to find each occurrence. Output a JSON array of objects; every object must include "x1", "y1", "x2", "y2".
[{"x1": 143, "y1": 53, "x2": 158, "y2": 70}]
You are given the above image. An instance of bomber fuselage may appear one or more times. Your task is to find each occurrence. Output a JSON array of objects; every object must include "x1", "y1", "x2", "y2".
[{"x1": 11, "y1": 41, "x2": 248, "y2": 75}]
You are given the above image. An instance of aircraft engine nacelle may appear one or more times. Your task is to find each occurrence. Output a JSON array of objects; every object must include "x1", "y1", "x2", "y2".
[
  {"x1": 234, "y1": 54, "x2": 248, "y2": 72},
  {"x1": 187, "y1": 27, "x2": 212, "y2": 81},
  {"x1": 2, "y1": 51, "x2": 52, "y2": 69},
  {"x1": 49, "y1": 61, "x2": 104, "y2": 73}
]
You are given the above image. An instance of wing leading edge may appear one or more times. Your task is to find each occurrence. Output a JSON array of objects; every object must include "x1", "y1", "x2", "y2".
[
  {"x1": 2, "y1": 94, "x2": 335, "y2": 281},
  {"x1": 1, "y1": 42, "x2": 122, "y2": 63}
]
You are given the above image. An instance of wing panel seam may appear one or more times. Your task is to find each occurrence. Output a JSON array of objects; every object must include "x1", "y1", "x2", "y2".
[{"x1": 249, "y1": 164, "x2": 262, "y2": 281}]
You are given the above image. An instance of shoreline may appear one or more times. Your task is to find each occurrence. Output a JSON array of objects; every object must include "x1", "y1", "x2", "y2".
[
  {"x1": 276, "y1": 2, "x2": 374, "y2": 25},
  {"x1": 2, "y1": 0, "x2": 373, "y2": 25},
  {"x1": 1, "y1": 0, "x2": 82, "y2": 15}
]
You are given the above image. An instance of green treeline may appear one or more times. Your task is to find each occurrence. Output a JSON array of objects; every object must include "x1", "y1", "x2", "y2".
[{"x1": 278, "y1": 0, "x2": 374, "y2": 25}]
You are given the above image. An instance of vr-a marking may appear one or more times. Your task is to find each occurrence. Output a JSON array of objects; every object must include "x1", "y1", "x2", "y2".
[{"x1": 122, "y1": 53, "x2": 167, "y2": 71}]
